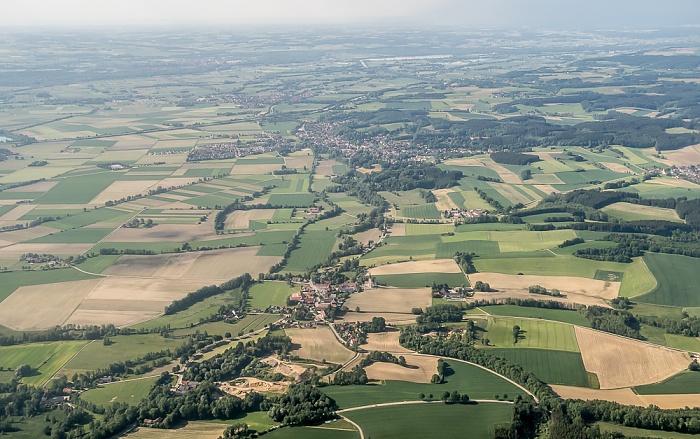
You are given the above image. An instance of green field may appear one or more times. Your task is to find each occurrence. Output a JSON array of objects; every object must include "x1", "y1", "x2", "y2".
[
  {"x1": 400, "y1": 204, "x2": 441, "y2": 219},
  {"x1": 248, "y1": 281, "x2": 296, "y2": 309},
  {"x1": 375, "y1": 272, "x2": 468, "y2": 288},
  {"x1": 36, "y1": 172, "x2": 124, "y2": 204},
  {"x1": 487, "y1": 348, "x2": 592, "y2": 387},
  {"x1": 322, "y1": 359, "x2": 525, "y2": 409},
  {"x1": 267, "y1": 193, "x2": 315, "y2": 207},
  {"x1": 484, "y1": 317, "x2": 579, "y2": 352},
  {"x1": 343, "y1": 402, "x2": 512, "y2": 439},
  {"x1": 435, "y1": 240, "x2": 501, "y2": 258},
  {"x1": 75, "y1": 255, "x2": 121, "y2": 273},
  {"x1": 284, "y1": 230, "x2": 336, "y2": 273},
  {"x1": 634, "y1": 371, "x2": 700, "y2": 395},
  {"x1": 636, "y1": 254, "x2": 700, "y2": 307},
  {"x1": 62, "y1": 334, "x2": 184, "y2": 373},
  {"x1": 481, "y1": 305, "x2": 591, "y2": 327},
  {"x1": 170, "y1": 313, "x2": 280, "y2": 338},
  {"x1": 265, "y1": 425, "x2": 358, "y2": 439},
  {"x1": 598, "y1": 422, "x2": 700, "y2": 438},
  {"x1": 0, "y1": 340, "x2": 89, "y2": 386},
  {"x1": 80, "y1": 376, "x2": 159, "y2": 407},
  {"x1": 405, "y1": 223, "x2": 455, "y2": 235},
  {"x1": 29, "y1": 227, "x2": 113, "y2": 243},
  {"x1": 0, "y1": 268, "x2": 98, "y2": 303}
]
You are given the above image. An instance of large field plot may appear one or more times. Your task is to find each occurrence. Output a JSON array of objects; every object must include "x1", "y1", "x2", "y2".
[
  {"x1": 481, "y1": 305, "x2": 591, "y2": 327},
  {"x1": 248, "y1": 281, "x2": 296, "y2": 309},
  {"x1": 598, "y1": 423, "x2": 700, "y2": 439},
  {"x1": 0, "y1": 268, "x2": 97, "y2": 303},
  {"x1": 485, "y1": 317, "x2": 579, "y2": 351},
  {"x1": 36, "y1": 172, "x2": 125, "y2": 204},
  {"x1": 487, "y1": 348, "x2": 591, "y2": 387},
  {"x1": 125, "y1": 422, "x2": 231, "y2": 439},
  {"x1": 0, "y1": 340, "x2": 89, "y2": 386},
  {"x1": 265, "y1": 425, "x2": 358, "y2": 439},
  {"x1": 575, "y1": 326, "x2": 690, "y2": 389},
  {"x1": 80, "y1": 376, "x2": 159, "y2": 407},
  {"x1": 343, "y1": 403, "x2": 512, "y2": 439},
  {"x1": 602, "y1": 202, "x2": 683, "y2": 222},
  {"x1": 400, "y1": 203, "x2": 441, "y2": 219},
  {"x1": 324, "y1": 358, "x2": 525, "y2": 409},
  {"x1": 344, "y1": 287, "x2": 432, "y2": 314},
  {"x1": 170, "y1": 313, "x2": 279, "y2": 338},
  {"x1": 285, "y1": 326, "x2": 354, "y2": 364},
  {"x1": 361, "y1": 235, "x2": 440, "y2": 266},
  {"x1": 284, "y1": 230, "x2": 336, "y2": 273},
  {"x1": 374, "y1": 272, "x2": 467, "y2": 288},
  {"x1": 637, "y1": 253, "x2": 700, "y2": 307},
  {"x1": 633, "y1": 371, "x2": 700, "y2": 395}
]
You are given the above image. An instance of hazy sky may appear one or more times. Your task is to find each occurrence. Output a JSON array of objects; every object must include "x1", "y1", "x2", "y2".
[{"x1": 5, "y1": 0, "x2": 700, "y2": 29}]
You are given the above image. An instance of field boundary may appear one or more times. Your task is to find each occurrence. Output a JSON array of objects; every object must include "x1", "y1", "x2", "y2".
[{"x1": 338, "y1": 399, "x2": 514, "y2": 414}]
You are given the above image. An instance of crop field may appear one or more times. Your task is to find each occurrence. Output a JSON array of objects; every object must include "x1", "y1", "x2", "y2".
[
  {"x1": 575, "y1": 326, "x2": 691, "y2": 389},
  {"x1": 364, "y1": 354, "x2": 438, "y2": 383},
  {"x1": 400, "y1": 204, "x2": 441, "y2": 219},
  {"x1": 374, "y1": 272, "x2": 468, "y2": 288},
  {"x1": 601, "y1": 202, "x2": 682, "y2": 222},
  {"x1": 0, "y1": 340, "x2": 89, "y2": 386},
  {"x1": 285, "y1": 327, "x2": 354, "y2": 364},
  {"x1": 484, "y1": 317, "x2": 579, "y2": 351},
  {"x1": 435, "y1": 240, "x2": 501, "y2": 258},
  {"x1": 405, "y1": 223, "x2": 455, "y2": 235},
  {"x1": 481, "y1": 305, "x2": 591, "y2": 327},
  {"x1": 487, "y1": 348, "x2": 591, "y2": 387},
  {"x1": 323, "y1": 358, "x2": 525, "y2": 409},
  {"x1": 265, "y1": 425, "x2": 358, "y2": 439},
  {"x1": 369, "y1": 259, "x2": 462, "y2": 275},
  {"x1": 344, "y1": 287, "x2": 433, "y2": 314},
  {"x1": 633, "y1": 371, "x2": 700, "y2": 395},
  {"x1": 637, "y1": 254, "x2": 700, "y2": 307},
  {"x1": 284, "y1": 230, "x2": 336, "y2": 273},
  {"x1": 224, "y1": 209, "x2": 276, "y2": 229},
  {"x1": 126, "y1": 422, "x2": 232, "y2": 439},
  {"x1": 343, "y1": 403, "x2": 512, "y2": 439},
  {"x1": 80, "y1": 376, "x2": 159, "y2": 407},
  {"x1": 0, "y1": 268, "x2": 97, "y2": 303},
  {"x1": 598, "y1": 423, "x2": 700, "y2": 439},
  {"x1": 267, "y1": 193, "x2": 314, "y2": 207},
  {"x1": 248, "y1": 281, "x2": 296, "y2": 309}
]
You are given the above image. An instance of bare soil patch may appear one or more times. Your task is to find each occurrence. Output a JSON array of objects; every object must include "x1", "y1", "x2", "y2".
[
  {"x1": 638, "y1": 394, "x2": 700, "y2": 409},
  {"x1": 261, "y1": 355, "x2": 310, "y2": 381},
  {"x1": 601, "y1": 162, "x2": 636, "y2": 174},
  {"x1": 219, "y1": 377, "x2": 290, "y2": 397},
  {"x1": 65, "y1": 309, "x2": 162, "y2": 327},
  {"x1": 0, "y1": 204, "x2": 36, "y2": 221},
  {"x1": 432, "y1": 188, "x2": 458, "y2": 210},
  {"x1": 389, "y1": 222, "x2": 406, "y2": 237},
  {"x1": 340, "y1": 312, "x2": 418, "y2": 325},
  {"x1": 369, "y1": 259, "x2": 462, "y2": 276},
  {"x1": 443, "y1": 158, "x2": 485, "y2": 167},
  {"x1": 345, "y1": 287, "x2": 432, "y2": 314},
  {"x1": 655, "y1": 144, "x2": 700, "y2": 166},
  {"x1": 551, "y1": 385, "x2": 645, "y2": 406},
  {"x1": 0, "y1": 279, "x2": 101, "y2": 330},
  {"x1": 315, "y1": 160, "x2": 342, "y2": 176},
  {"x1": 469, "y1": 272, "x2": 620, "y2": 300},
  {"x1": 286, "y1": 326, "x2": 355, "y2": 364},
  {"x1": 365, "y1": 355, "x2": 438, "y2": 383},
  {"x1": 224, "y1": 209, "x2": 275, "y2": 229},
  {"x1": 575, "y1": 327, "x2": 691, "y2": 389},
  {"x1": 354, "y1": 228, "x2": 382, "y2": 245}
]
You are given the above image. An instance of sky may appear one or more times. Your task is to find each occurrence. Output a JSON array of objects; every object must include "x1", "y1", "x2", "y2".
[{"x1": 5, "y1": 0, "x2": 700, "y2": 29}]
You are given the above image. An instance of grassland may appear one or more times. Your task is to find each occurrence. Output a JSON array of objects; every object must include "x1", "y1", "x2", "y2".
[
  {"x1": 284, "y1": 230, "x2": 336, "y2": 273},
  {"x1": 171, "y1": 313, "x2": 280, "y2": 338},
  {"x1": 487, "y1": 348, "x2": 592, "y2": 387},
  {"x1": 343, "y1": 403, "x2": 512, "y2": 439},
  {"x1": 400, "y1": 204, "x2": 441, "y2": 219},
  {"x1": 637, "y1": 254, "x2": 700, "y2": 307},
  {"x1": 598, "y1": 423, "x2": 700, "y2": 439},
  {"x1": 481, "y1": 305, "x2": 591, "y2": 327},
  {"x1": 264, "y1": 425, "x2": 358, "y2": 439},
  {"x1": 323, "y1": 359, "x2": 525, "y2": 409},
  {"x1": 248, "y1": 281, "x2": 296, "y2": 309},
  {"x1": 80, "y1": 376, "x2": 159, "y2": 407},
  {"x1": 633, "y1": 371, "x2": 700, "y2": 395},
  {"x1": 0, "y1": 340, "x2": 89, "y2": 385},
  {"x1": 484, "y1": 317, "x2": 579, "y2": 352},
  {"x1": 0, "y1": 268, "x2": 98, "y2": 303}
]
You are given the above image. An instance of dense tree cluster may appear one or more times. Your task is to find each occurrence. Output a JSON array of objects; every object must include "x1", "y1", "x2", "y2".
[{"x1": 490, "y1": 151, "x2": 540, "y2": 165}]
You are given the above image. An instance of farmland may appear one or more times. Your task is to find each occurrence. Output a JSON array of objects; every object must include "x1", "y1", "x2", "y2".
[
  {"x1": 343, "y1": 403, "x2": 513, "y2": 439},
  {"x1": 487, "y1": 348, "x2": 591, "y2": 387},
  {"x1": 285, "y1": 327, "x2": 355, "y2": 364},
  {"x1": 637, "y1": 254, "x2": 700, "y2": 307},
  {"x1": 80, "y1": 376, "x2": 160, "y2": 407},
  {"x1": 484, "y1": 317, "x2": 579, "y2": 352},
  {"x1": 0, "y1": 340, "x2": 89, "y2": 385}
]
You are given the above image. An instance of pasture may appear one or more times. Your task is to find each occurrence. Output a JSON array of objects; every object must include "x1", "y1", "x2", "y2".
[
  {"x1": 324, "y1": 358, "x2": 525, "y2": 409},
  {"x1": 0, "y1": 340, "x2": 89, "y2": 386},
  {"x1": 343, "y1": 403, "x2": 513, "y2": 439},
  {"x1": 487, "y1": 348, "x2": 591, "y2": 387},
  {"x1": 285, "y1": 326, "x2": 355, "y2": 364},
  {"x1": 284, "y1": 230, "x2": 336, "y2": 273},
  {"x1": 374, "y1": 272, "x2": 468, "y2": 288},
  {"x1": 368, "y1": 259, "x2": 462, "y2": 275},
  {"x1": 633, "y1": 371, "x2": 700, "y2": 395},
  {"x1": 481, "y1": 305, "x2": 591, "y2": 327},
  {"x1": 484, "y1": 317, "x2": 579, "y2": 352},
  {"x1": 248, "y1": 281, "x2": 296, "y2": 309},
  {"x1": 80, "y1": 376, "x2": 159, "y2": 407},
  {"x1": 637, "y1": 253, "x2": 700, "y2": 307}
]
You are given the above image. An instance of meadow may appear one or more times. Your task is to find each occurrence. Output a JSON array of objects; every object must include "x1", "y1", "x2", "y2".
[
  {"x1": 0, "y1": 340, "x2": 89, "y2": 386},
  {"x1": 284, "y1": 230, "x2": 336, "y2": 273},
  {"x1": 487, "y1": 348, "x2": 591, "y2": 387},
  {"x1": 80, "y1": 376, "x2": 159, "y2": 407},
  {"x1": 484, "y1": 317, "x2": 579, "y2": 352},
  {"x1": 481, "y1": 305, "x2": 591, "y2": 327},
  {"x1": 343, "y1": 403, "x2": 512, "y2": 439},
  {"x1": 633, "y1": 371, "x2": 700, "y2": 395},
  {"x1": 637, "y1": 254, "x2": 700, "y2": 307},
  {"x1": 248, "y1": 281, "x2": 296, "y2": 309},
  {"x1": 374, "y1": 272, "x2": 468, "y2": 288},
  {"x1": 323, "y1": 359, "x2": 525, "y2": 409}
]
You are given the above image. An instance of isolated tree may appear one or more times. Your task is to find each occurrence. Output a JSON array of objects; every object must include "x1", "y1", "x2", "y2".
[{"x1": 512, "y1": 325, "x2": 521, "y2": 343}]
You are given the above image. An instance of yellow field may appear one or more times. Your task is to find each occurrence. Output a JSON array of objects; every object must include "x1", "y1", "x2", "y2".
[
  {"x1": 602, "y1": 202, "x2": 682, "y2": 222},
  {"x1": 0, "y1": 243, "x2": 94, "y2": 257},
  {"x1": 285, "y1": 327, "x2": 355, "y2": 364},
  {"x1": 126, "y1": 422, "x2": 229, "y2": 439},
  {"x1": 344, "y1": 287, "x2": 432, "y2": 314},
  {"x1": 552, "y1": 385, "x2": 700, "y2": 410},
  {"x1": 104, "y1": 221, "x2": 220, "y2": 243},
  {"x1": 231, "y1": 163, "x2": 282, "y2": 175},
  {"x1": 369, "y1": 259, "x2": 462, "y2": 275},
  {"x1": 469, "y1": 272, "x2": 620, "y2": 300},
  {"x1": 0, "y1": 279, "x2": 102, "y2": 330},
  {"x1": 365, "y1": 354, "x2": 438, "y2": 383},
  {"x1": 600, "y1": 162, "x2": 636, "y2": 174},
  {"x1": 89, "y1": 180, "x2": 160, "y2": 205},
  {"x1": 362, "y1": 330, "x2": 413, "y2": 353},
  {"x1": 575, "y1": 327, "x2": 691, "y2": 389}
]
